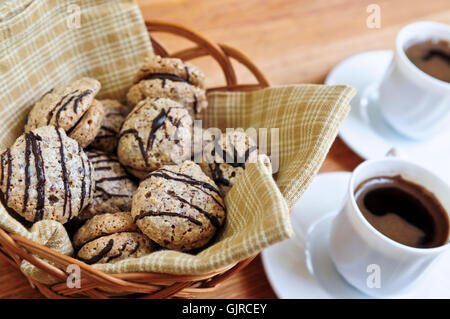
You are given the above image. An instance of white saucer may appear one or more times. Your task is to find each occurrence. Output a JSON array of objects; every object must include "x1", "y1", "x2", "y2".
[
  {"x1": 325, "y1": 50, "x2": 450, "y2": 182},
  {"x1": 261, "y1": 172, "x2": 450, "y2": 299}
]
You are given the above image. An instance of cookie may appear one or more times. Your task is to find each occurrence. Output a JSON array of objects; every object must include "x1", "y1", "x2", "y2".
[
  {"x1": 78, "y1": 151, "x2": 137, "y2": 220},
  {"x1": 131, "y1": 161, "x2": 226, "y2": 251},
  {"x1": 0, "y1": 126, "x2": 94, "y2": 223},
  {"x1": 134, "y1": 56, "x2": 205, "y2": 89},
  {"x1": 127, "y1": 55, "x2": 208, "y2": 117},
  {"x1": 25, "y1": 77, "x2": 101, "y2": 132},
  {"x1": 67, "y1": 99, "x2": 105, "y2": 148},
  {"x1": 202, "y1": 131, "x2": 258, "y2": 196},
  {"x1": 73, "y1": 212, "x2": 137, "y2": 249},
  {"x1": 77, "y1": 231, "x2": 155, "y2": 265},
  {"x1": 117, "y1": 98, "x2": 193, "y2": 179},
  {"x1": 126, "y1": 79, "x2": 207, "y2": 118},
  {"x1": 90, "y1": 99, "x2": 128, "y2": 153}
]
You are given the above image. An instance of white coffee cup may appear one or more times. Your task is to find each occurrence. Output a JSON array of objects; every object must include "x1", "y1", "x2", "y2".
[
  {"x1": 376, "y1": 21, "x2": 450, "y2": 140},
  {"x1": 329, "y1": 158, "x2": 450, "y2": 297}
]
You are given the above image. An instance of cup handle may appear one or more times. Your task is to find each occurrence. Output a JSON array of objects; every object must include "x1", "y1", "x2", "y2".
[{"x1": 290, "y1": 208, "x2": 339, "y2": 251}]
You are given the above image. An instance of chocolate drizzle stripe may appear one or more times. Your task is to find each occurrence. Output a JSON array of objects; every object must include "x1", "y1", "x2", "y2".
[
  {"x1": 96, "y1": 176, "x2": 131, "y2": 183},
  {"x1": 87, "y1": 157, "x2": 93, "y2": 199},
  {"x1": 193, "y1": 94, "x2": 198, "y2": 114},
  {"x1": 42, "y1": 87, "x2": 54, "y2": 98},
  {"x1": 146, "y1": 168, "x2": 225, "y2": 211},
  {"x1": 160, "y1": 169, "x2": 220, "y2": 195},
  {"x1": 135, "y1": 210, "x2": 203, "y2": 226},
  {"x1": 105, "y1": 239, "x2": 128, "y2": 262},
  {"x1": 66, "y1": 107, "x2": 89, "y2": 135},
  {"x1": 94, "y1": 166, "x2": 112, "y2": 171},
  {"x1": 149, "y1": 171, "x2": 218, "y2": 192},
  {"x1": 151, "y1": 170, "x2": 222, "y2": 197},
  {"x1": 23, "y1": 133, "x2": 32, "y2": 213},
  {"x1": 55, "y1": 127, "x2": 72, "y2": 218},
  {"x1": 29, "y1": 133, "x2": 45, "y2": 222},
  {"x1": 91, "y1": 158, "x2": 119, "y2": 165},
  {"x1": 141, "y1": 73, "x2": 192, "y2": 85},
  {"x1": 185, "y1": 66, "x2": 190, "y2": 83},
  {"x1": 191, "y1": 183, "x2": 225, "y2": 209},
  {"x1": 81, "y1": 231, "x2": 135, "y2": 247},
  {"x1": 0, "y1": 152, "x2": 4, "y2": 186},
  {"x1": 55, "y1": 94, "x2": 77, "y2": 127},
  {"x1": 146, "y1": 108, "x2": 168, "y2": 151},
  {"x1": 169, "y1": 192, "x2": 221, "y2": 228},
  {"x1": 73, "y1": 90, "x2": 92, "y2": 113},
  {"x1": 5, "y1": 150, "x2": 12, "y2": 203},
  {"x1": 106, "y1": 252, "x2": 122, "y2": 262},
  {"x1": 105, "y1": 240, "x2": 140, "y2": 262},
  {"x1": 78, "y1": 144, "x2": 86, "y2": 212},
  {"x1": 79, "y1": 239, "x2": 114, "y2": 265},
  {"x1": 46, "y1": 93, "x2": 70, "y2": 125},
  {"x1": 119, "y1": 129, "x2": 149, "y2": 167},
  {"x1": 129, "y1": 242, "x2": 140, "y2": 255}
]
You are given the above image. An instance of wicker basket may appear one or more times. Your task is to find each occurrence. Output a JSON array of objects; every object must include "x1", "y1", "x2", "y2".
[{"x1": 0, "y1": 20, "x2": 271, "y2": 299}]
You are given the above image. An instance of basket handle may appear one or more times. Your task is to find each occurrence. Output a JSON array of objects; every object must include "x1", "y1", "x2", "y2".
[{"x1": 146, "y1": 20, "x2": 270, "y2": 91}]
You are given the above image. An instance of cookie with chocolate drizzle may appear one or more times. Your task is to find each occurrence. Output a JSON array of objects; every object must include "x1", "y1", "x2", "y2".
[
  {"x1": 131, "y1": 161, "x2": 226, "y2": 251},
  {"x1": 201, "y1": 131, "x2": 259, "y2": 196},
  {"x1": 78, "y1": 151, "x2": 137, "y2": 220},
  {"x1": 126, "y1": 55, "x2": 208, "y2": 118},
  {"x1": 74, "y1": 212, "x2": 138, "y2": 249},
  {"x1": 117, "y1": 97, "x2": 193, "y2": 179},
  {"x1": 77, "y1": 231, "x2": 155, "y2": 265},
  {"x1": 134, "y1": 55, "x2": 205, "y2": 89},
  {"x1": 25, "y1": 77, "x2": 104, "y2": 148},
  {"x1": 0, "y1": 126, "x2": 94, "y2": 223}
]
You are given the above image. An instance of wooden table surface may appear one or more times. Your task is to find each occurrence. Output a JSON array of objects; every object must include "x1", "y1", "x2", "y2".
[{"x1": 1, "y1": 0, "x2": 449, "y2": 299}]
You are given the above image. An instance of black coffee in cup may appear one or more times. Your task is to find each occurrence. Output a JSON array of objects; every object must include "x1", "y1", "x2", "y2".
[
  {"x1": 355, "y1": 175, "x2": 449, "y2": 248},
  {"x1": 405, "y1": 39, "x2": 450, "y2": 82}
]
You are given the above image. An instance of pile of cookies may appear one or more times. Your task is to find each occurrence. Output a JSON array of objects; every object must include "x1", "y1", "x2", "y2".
[{"x1": 0, "y1": 55, "x2": 259, "y2": 265}]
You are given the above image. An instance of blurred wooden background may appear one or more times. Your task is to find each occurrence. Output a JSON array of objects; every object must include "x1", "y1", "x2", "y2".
[{"x1": 1, "y1": 0, "x2": 449, "y2": 298}]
